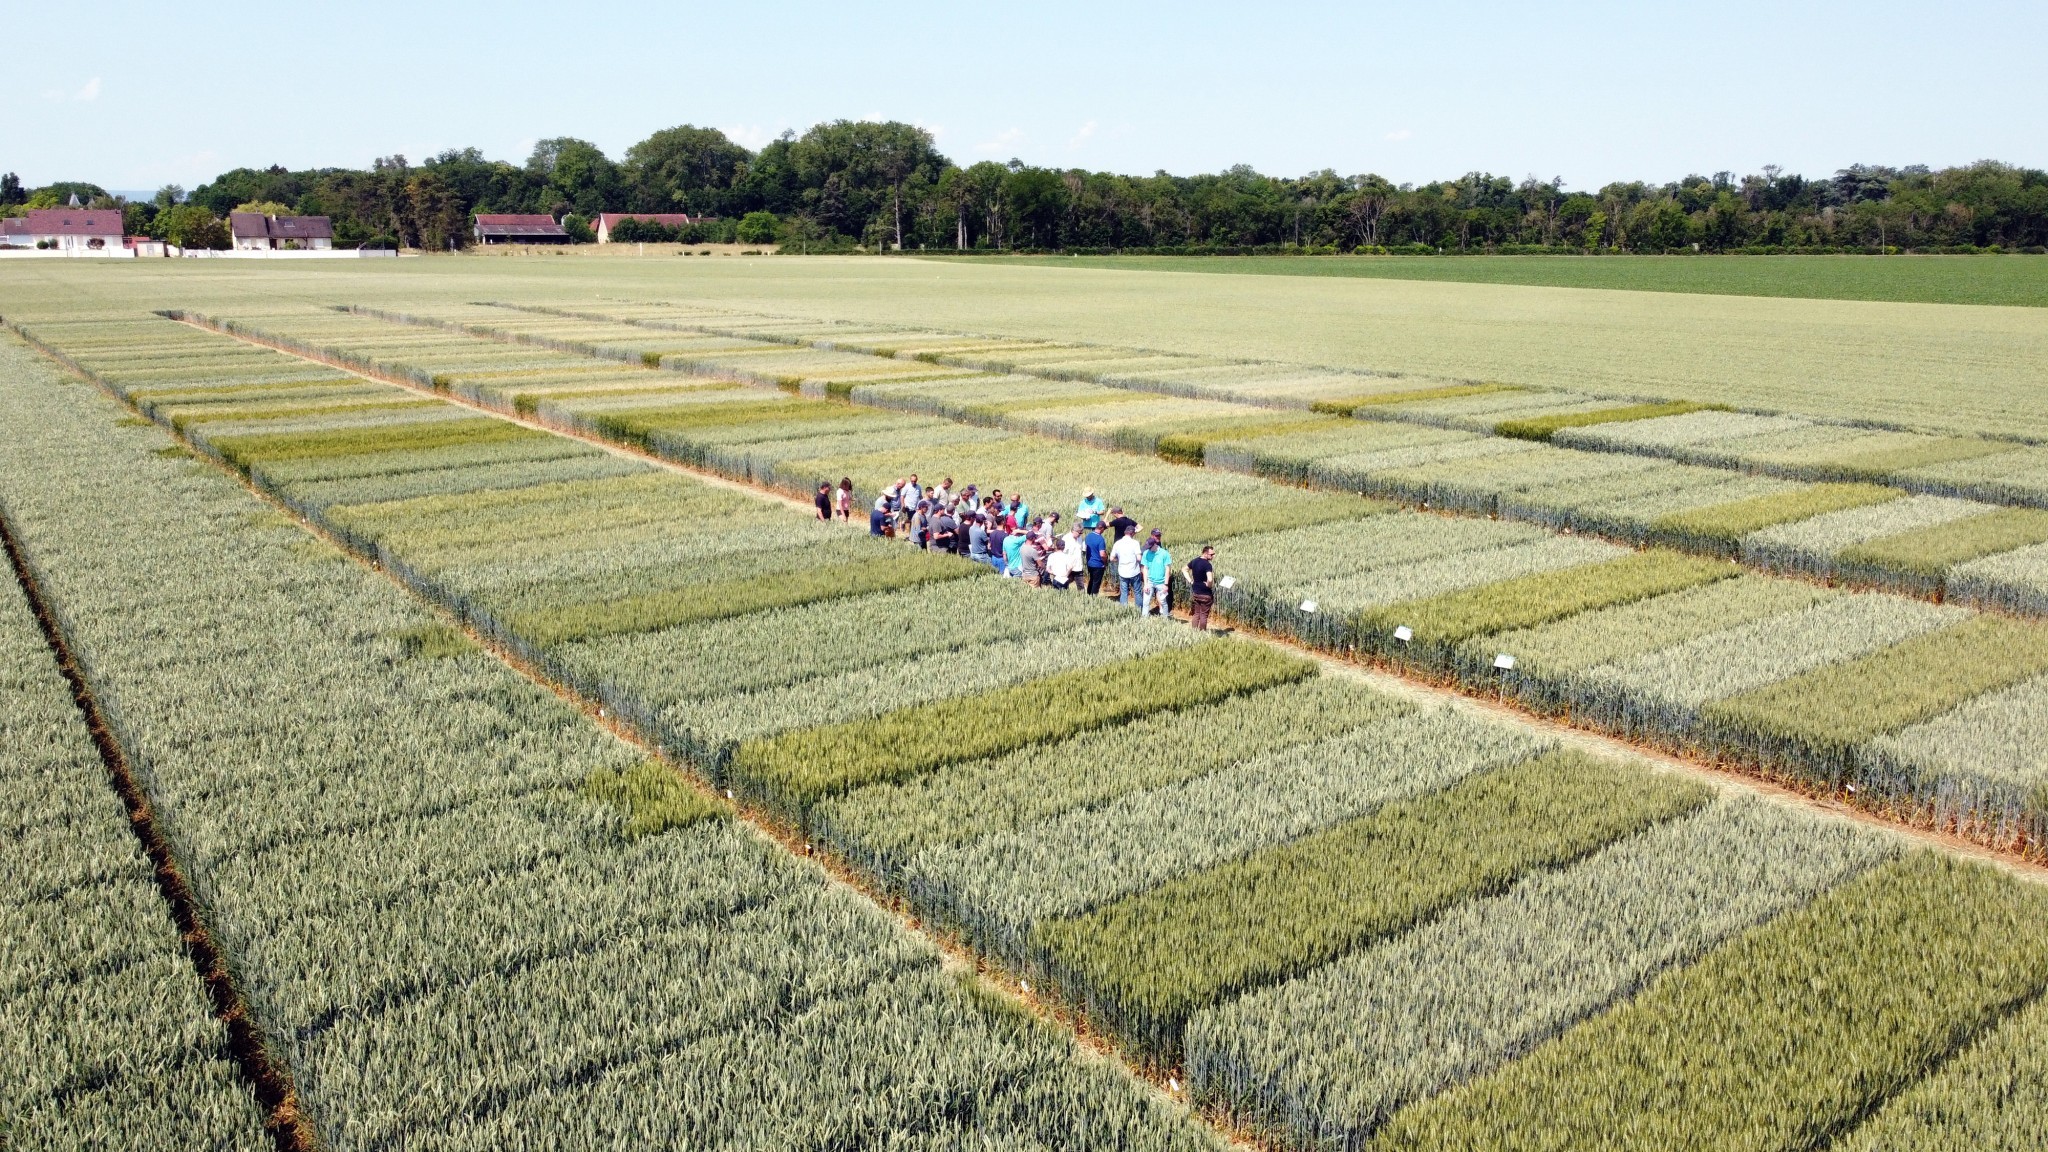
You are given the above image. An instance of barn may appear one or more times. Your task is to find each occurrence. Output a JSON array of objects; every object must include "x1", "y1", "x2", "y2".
[{"x1": 473, "y1": 214, "x2": 572, "y2": 245}]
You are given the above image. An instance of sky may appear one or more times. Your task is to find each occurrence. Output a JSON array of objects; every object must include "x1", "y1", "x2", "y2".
[{"x1": 5, "y1": 0, "x2": 2043, "y2": 193}]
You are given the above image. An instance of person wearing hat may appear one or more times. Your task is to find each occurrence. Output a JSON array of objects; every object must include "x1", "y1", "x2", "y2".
[
  {"x1": 1140, "y1": 530, "x2": 1173, "y2": 618},
  {"x1": 1077, "y1": 490, "x2": 1106, "y2": 532},
  {"x1": 1185, "y1": 544, "x2": 1217, "y2": 631}
]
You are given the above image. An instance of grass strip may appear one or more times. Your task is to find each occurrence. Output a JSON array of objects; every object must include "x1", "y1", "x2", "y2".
[
  {"x1": 205, "y1": 417, "x2": 543, "y2": 470},
  {"x1": 1033, "y1": 748, "x2": 1709, "y2": 1061},
  {"x1": 579, "y1": 760, "x2": 723, "y2": 838},
  {"x1": 1835, "y1": 988, "x2": 2048, "y2": 1152},
  {"x1": 509, "y1": 547, "x2": 978, "y2": 645},
  {"x1": 1154, "y1": 417, "x2": 1344, "y2": 466},
  {"x1": 1310, "y1": 383, "x2": 1521, "y2": 417},
  {"x1": 584, "y1": 399, "x2": 856, "y2": 450},
  {"x1": 1361, "y1": 550, "x2": 1738, "y2": 650},
  {"x1": 1817, "y1": 435, "x2": 2017, "y2": 478},
  {"x1": 165, "y1": 398, "x2": 439, "y2": 432},
  {"x1": 1702, "y1": 615, "x2": 2048, "y2": 765},
  {"x1": 730, "y1": 639, "x2": 1314, "y2": 814},
  {"x1": 1496, "y1": 401, "x2": 1723, "y2": 442},
  {"x1": 1373, "y1": 851, "x2": 2048, "y2": 1152},
  {"x1": 1839, "y1": 507, "x2": 2048, "y2": 578},
  {"x1": 1651, "y1": 482, "x2": 1902, "y2": 552}
]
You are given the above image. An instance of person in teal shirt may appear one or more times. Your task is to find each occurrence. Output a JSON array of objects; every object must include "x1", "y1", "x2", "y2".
[
  {"x1": 1139, "y1": 531, "x2": 1173, "y2": 617},
  {"x1": 1076, "y1": 490, "x2": 1106, "y2": 531},
  {"x1": 1002, "y1": 527, "x2": 1027, "y2": 577}
]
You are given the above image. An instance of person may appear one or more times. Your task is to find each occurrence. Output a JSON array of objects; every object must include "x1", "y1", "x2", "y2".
[
  {"x1": 1083, "y1": 522, "x2": 1108, "y2": 596},
  {"x1": 968, "y1": 513, "x2": 990, "y2": 566},
  {"x1": 1111, "y1": 526, "x2": 1145, "y2": 609},
  {"x1": 986, "y1": 520, "x2": 1009, "y2": 574},
  {"x1": 1108, "y1": 506, "x2": 1138, "y2": 541},
  {"x1": 1009, "y1": 494, "x2": 1029, "y2": 527},
  {"x1": 1060, "y1": 527, "x2": 1086, "y2": 593},
  {"x1": 1002, "y1": 523, "x2": 1027, "y2": 577},
  {"x1": 870, "y1": 492, "x2": 891, "y2": 536},
  {"x1": 835, "y1": 477, "x2": 854, "y2": 520},
  {"x1": 935, "y1": 477, "x2": 953, "y2": 506},
  {"x1": 930, "y1": 504, "x2": 958, "y2": 553},
  {"x1": 1185, "y1": 544, "x2": 1216, "y2": 631},
  {"x1": 1141, "y1": 530, "x2": 1173, "y2": 618},
  {"x1": 1019, "y1": 533, "x2": 1045, "y2": 587},
  {"x1": 815, "y1": 482, "x2": 833, "y2": 521},
  {"x1": 1077, "y1": 489, "x2": 1106, "y2": 532},
  {"x1": 1044, "y1": 535, "x2": 1072, "y2": 589}
]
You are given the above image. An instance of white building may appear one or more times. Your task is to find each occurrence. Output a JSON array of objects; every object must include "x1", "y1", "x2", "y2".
[
  {"x1": 0, "y1": 208, "x2": 125, "y2": 252},
  {"x1": 229, "y1": 213, "x2": 334, "y2": 250}
]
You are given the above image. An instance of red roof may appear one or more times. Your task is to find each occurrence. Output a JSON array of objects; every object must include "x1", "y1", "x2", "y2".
[
  {"x1": 474, "y1": 213, "x2": 570, "y2": 239},
  {"x1": 0, "y1": 218, "x2": 26, "y2": 236},
  {"x1": 595, "y1": 213, "x2": 700, "y2": 228},
  {"x1": 20, "y1": 208, "x2": 124, "y2": 236}
]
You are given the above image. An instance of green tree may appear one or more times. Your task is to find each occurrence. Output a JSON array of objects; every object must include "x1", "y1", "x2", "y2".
[
  {"x1": 624, "y1": 125, "x2": 750, "y2": 215},
  {"x1": 0, "y1": 173, "x2": 24, "y2": 206},
  {"x1": 154, "y1": 204, "x2": 230, "y2": 249},
  {"x1": 527, "y1": 138, "x2": 620, "y2": 218},
  {"x1": 787, "y1": 120, "x2": 948, "y2": 247},
  {"x1": 735, "y1": 211, "x2": 780, "y2": 244}
]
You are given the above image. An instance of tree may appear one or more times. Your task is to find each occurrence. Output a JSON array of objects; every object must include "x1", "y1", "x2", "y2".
[
  {"x1": 625, "y1": 125, "x2": 750, "y2": 215},
  {"x1": 528, "y1": 137, "x2": 619, "y2": 218},
  {"x1": 735, "y1": 211, "x2": 780, "y2": 244},
  {"x1": 787, "y1": 121, "x2": 948, "y2": 247},
  {"x1": 233, "y1": 200, "x2": 293, "y2": 217},
  {"x1": 0, "y1": 173, "x2": 23, "y2": 206},
  {"x1": 404, "y1": 172, "x2": 468, "y2": 250},
  {"x1": 154, "y1": 204, "x2": 230, "y2": 249}
]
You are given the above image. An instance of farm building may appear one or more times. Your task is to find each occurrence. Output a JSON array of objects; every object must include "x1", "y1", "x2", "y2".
[
  {"x1": 0, "y1": 207, "x2": 126, "y2": 252},
  {"x1": 592, "y1": 212, "x2": 715, "y2": 243},
  {"x1": 473, "y1": 214, "x2": 572, "y2": 245},
  {"x1": 229, "y1": 213, "x2": 334, "y2": 250}
]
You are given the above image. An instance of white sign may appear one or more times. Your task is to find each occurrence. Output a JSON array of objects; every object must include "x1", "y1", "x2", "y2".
[
  {"x1": 1299, "y1": 600, "x2": 1318, "y2": 614},
  {"x1": 1219, "y1": 575, "x2": 1236, "y2": 590},
  {"x1": 1493, "y1": 653, "x2": 1517, "y2": 671},
  {"x1": 1393, "y1": 625, "x2": 1413, "y2": 643}
]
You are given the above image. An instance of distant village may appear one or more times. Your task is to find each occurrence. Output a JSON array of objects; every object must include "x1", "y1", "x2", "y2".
[{"x1": 0, "y1": 196, "x2": 716, "y2": 257}]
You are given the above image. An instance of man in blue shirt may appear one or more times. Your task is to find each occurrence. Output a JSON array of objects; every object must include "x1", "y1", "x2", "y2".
[
  {"x1": 1082, "y1": 524, "x2": 1108, "y2": 596},
  {"x1": 1076, "y1": 490, "x2": 1106, "y2": 532}
]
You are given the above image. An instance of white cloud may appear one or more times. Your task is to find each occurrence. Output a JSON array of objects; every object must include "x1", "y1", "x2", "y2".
[
  {"x1": 1068, "y1": 120, "x2": 1098, "y2": 148},
  {"x1": 76, "y1": 77, "x2": 101, "y2": 101},
  {"x1": 722, "y1": 123, "x2": 781, "y2": 150},
  {"x1": 1384, "y1": 128, "x2": 1414, "y2": 141},
  {"x1": 974, "y1": 127, "x2": 1024, "y2": 154}
]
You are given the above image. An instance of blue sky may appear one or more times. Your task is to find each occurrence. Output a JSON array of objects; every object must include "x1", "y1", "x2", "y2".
[{"x1": 5, "y1": 0, "x2": 2042, "y2": 192}]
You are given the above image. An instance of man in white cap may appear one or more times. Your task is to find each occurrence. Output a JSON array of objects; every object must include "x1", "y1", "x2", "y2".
[{"x1": 1076, "y1": 489, "x2": 1106, "y2": 532}]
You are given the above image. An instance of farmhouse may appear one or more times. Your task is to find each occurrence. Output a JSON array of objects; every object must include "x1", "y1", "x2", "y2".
[
  {"x1": 592, "y1": 212, "x2": 714, "y2": 243},
  {"x1": 473, "y1": 214, "x2": 571, "y2": 245},
  {"x1": 229, "y1": 213, "x2": 335, "y2": 250},
  {"x1": 1, "y1": 207, "x2": 126, "y2": 252}
]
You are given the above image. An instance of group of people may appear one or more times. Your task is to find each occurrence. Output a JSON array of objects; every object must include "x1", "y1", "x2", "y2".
[{"x1": 817, "y1": 474, "x2": 1217, "y2": 631}]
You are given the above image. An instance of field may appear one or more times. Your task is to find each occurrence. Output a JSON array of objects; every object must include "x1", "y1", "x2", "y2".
[
  {"x1": 966, "y1": 253, "x2": 2048, "y2": 308},
  {"x1": 4, "y1": 253, "x2": 2048, "y2": 1151}
]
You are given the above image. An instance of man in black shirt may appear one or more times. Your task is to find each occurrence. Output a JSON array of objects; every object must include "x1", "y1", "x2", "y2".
[
  {"x1": 1107, "y1": 507, "x2": 1137, "y2": 541},
  {"x1": 814, "y1": 482, "x2": 833, "y2": 521},
  {"x1": 1185, "y1": 544, "x2": 1216, "y2": 632}
]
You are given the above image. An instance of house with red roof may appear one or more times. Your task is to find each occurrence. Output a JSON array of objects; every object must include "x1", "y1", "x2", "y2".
[
  {"x1": 473, "y1": 214, "x2": 571, "y2": 245},
  {"x1": 592, "y1": 212, "x2": 716, "y2": 243},
  {"x1": 2, "y1": 208, "x2": 126, "y2": 252}
]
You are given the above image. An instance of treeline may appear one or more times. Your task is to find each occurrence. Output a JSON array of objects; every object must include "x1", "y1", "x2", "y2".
[{"x1": 7, "y1": 124, "x2": 2047, "y2": 253}]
